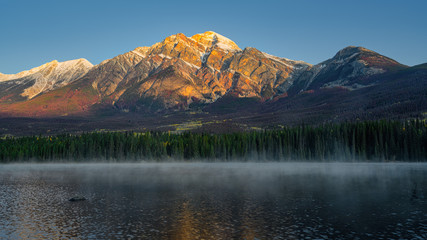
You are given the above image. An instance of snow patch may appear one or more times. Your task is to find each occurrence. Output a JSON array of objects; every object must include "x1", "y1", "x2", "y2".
[
  {"x1": 334, "y1": 52, "x2": 360, "y2": 64},
  {"x1": 0, "y1": 60, "x2": 57, "y2": 82},
  {"x1": 1, "y1": 58, "x2": 95, "y2": 99},
  {"x1": 180, "y1": 59, "x2": 200, "y2": 69},
  {"x1": 191, "y1": 31, "x2": 241, "y2": 52},
  {"x1": 261, "y1": 52, "x2": 311, "y2": 68},
  {"x1": 132, "y1": 50, "x2": 147, "y2": 58},
  {"x1": 157, "y1": 54, "x2": 172, "y2": 59}
]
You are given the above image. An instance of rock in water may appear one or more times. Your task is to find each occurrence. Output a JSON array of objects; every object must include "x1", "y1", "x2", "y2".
[{"x1": 69, "y1": 196, "x2": 86, "y2": 202}]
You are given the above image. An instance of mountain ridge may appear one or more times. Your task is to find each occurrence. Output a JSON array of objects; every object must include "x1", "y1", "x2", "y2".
[{"x1": 0, "y1": 31, "x2": 425, "y2": 125}]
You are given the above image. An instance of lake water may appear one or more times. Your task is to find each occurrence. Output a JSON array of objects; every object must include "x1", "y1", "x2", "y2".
[{"x1": 0, "y1": 163, "x2": 426, "y2": 239}]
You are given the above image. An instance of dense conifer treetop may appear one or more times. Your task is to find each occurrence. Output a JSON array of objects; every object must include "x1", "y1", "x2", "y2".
[{"x1": 0, "y1": 120, "x2": 426, "y2": 162}]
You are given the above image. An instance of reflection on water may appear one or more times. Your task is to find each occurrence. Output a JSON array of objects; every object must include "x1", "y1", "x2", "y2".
[{"x1": 0, "y1": 163, "x2": 427, "y2": 239}]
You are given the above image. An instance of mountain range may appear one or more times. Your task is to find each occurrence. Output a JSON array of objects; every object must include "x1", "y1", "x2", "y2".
[{"x1": 1, "y1": 31, "x2": 426, "y2": 134}]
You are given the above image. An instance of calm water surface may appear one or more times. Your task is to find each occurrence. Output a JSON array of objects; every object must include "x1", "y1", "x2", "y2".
[{"x1": 0, "y1": 163, "x2": 426, "y2": 239}]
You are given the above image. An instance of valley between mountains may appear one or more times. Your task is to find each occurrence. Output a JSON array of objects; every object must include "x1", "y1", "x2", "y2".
[{"x1": 1, "y1": 31, "x2": 426, "y2": 135}]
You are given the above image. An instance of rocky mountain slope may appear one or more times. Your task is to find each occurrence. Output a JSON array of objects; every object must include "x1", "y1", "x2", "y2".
[
  {"x1": 0, "y1": 59, "x2": 93, "y2": 102},
  {"x1": 0, "y1": 31, "x2": 424, "y2": 122},
  {"x1": 288, "y1": 46, "x2": 406, "y2": 94}
]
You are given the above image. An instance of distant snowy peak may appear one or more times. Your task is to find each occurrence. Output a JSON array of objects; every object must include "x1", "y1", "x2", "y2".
[
  {"x1": 0, "y1": 58, "x2": 93, "y2": 99},
  {"x1": 0, "y1": 60, "x2": 57, "y2": 82},
  {"x1": 55, "y1": 58, "x2": 94, "y2": 72},
  {"x1": 0, "y1": 59, "x2": 93, "y2": 83},
  {"x1": 21, "y1": 58, "x2": 93, "y2": 99}
]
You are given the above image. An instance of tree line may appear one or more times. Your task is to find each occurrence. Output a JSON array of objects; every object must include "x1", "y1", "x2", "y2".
[{"x1": 0, "y1": 120, "x2": 426, "y2": 162}]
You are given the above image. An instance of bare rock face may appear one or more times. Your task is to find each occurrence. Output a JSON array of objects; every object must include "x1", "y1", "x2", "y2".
[
  {"x1": 85, "y1": 50, "x2": 146, "y2": 98},
  {"x1": 227, "y1": 47, "x2": 311, "y2": 99},
  {"x1": 192, "y1": 31, "x2": 240, "y2": 70},
  {"x1": 113, "y1": 31, "x2": 311, "y2": 111},
  {"x1": 148, "y1": 33, "x2": 205, "y2": 67},
  {"x1": 111, "y1": 31, "x2": 243, "y2": 110},
  {"x1": 0, "y1": 31, "x2": 408, "y2": 117}
]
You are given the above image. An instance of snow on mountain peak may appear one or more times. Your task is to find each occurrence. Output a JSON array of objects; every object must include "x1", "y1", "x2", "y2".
[
  {"x1": 0, "y1": 60, "x2": 56, "y2": 82},
  {"x1": 55, "y1": 58, "x2": 93, "y2": 72},
  {"x1": 0, "y1": 59, "x2": 93, "y2": 83},
  {"x1": 191, "y1": 31, "x2": 241, "y2": 51},
  {"x1": 20, "y1": 58, "x2": 93, "y2": 99},
  {"x1": 0, "y1": 58, "x2": 93, "y2": 100}
]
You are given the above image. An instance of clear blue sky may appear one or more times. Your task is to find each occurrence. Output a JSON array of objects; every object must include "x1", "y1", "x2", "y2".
[{"x1": 1, "y1": 0, "x2": 426, "y2": 73}]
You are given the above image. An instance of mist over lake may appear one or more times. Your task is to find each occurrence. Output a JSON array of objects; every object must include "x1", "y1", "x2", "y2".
[{"x1": 1, "y1": 162, "x2": 426, "y2": 239}]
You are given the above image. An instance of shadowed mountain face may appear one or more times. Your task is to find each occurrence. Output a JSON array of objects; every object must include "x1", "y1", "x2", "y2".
[
  {"x1": 0, "y1": 31, "x2": 425, "y2": 125},
  {"x1": 288, "y1": 46, "x2": 407, "y2": 94}
]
